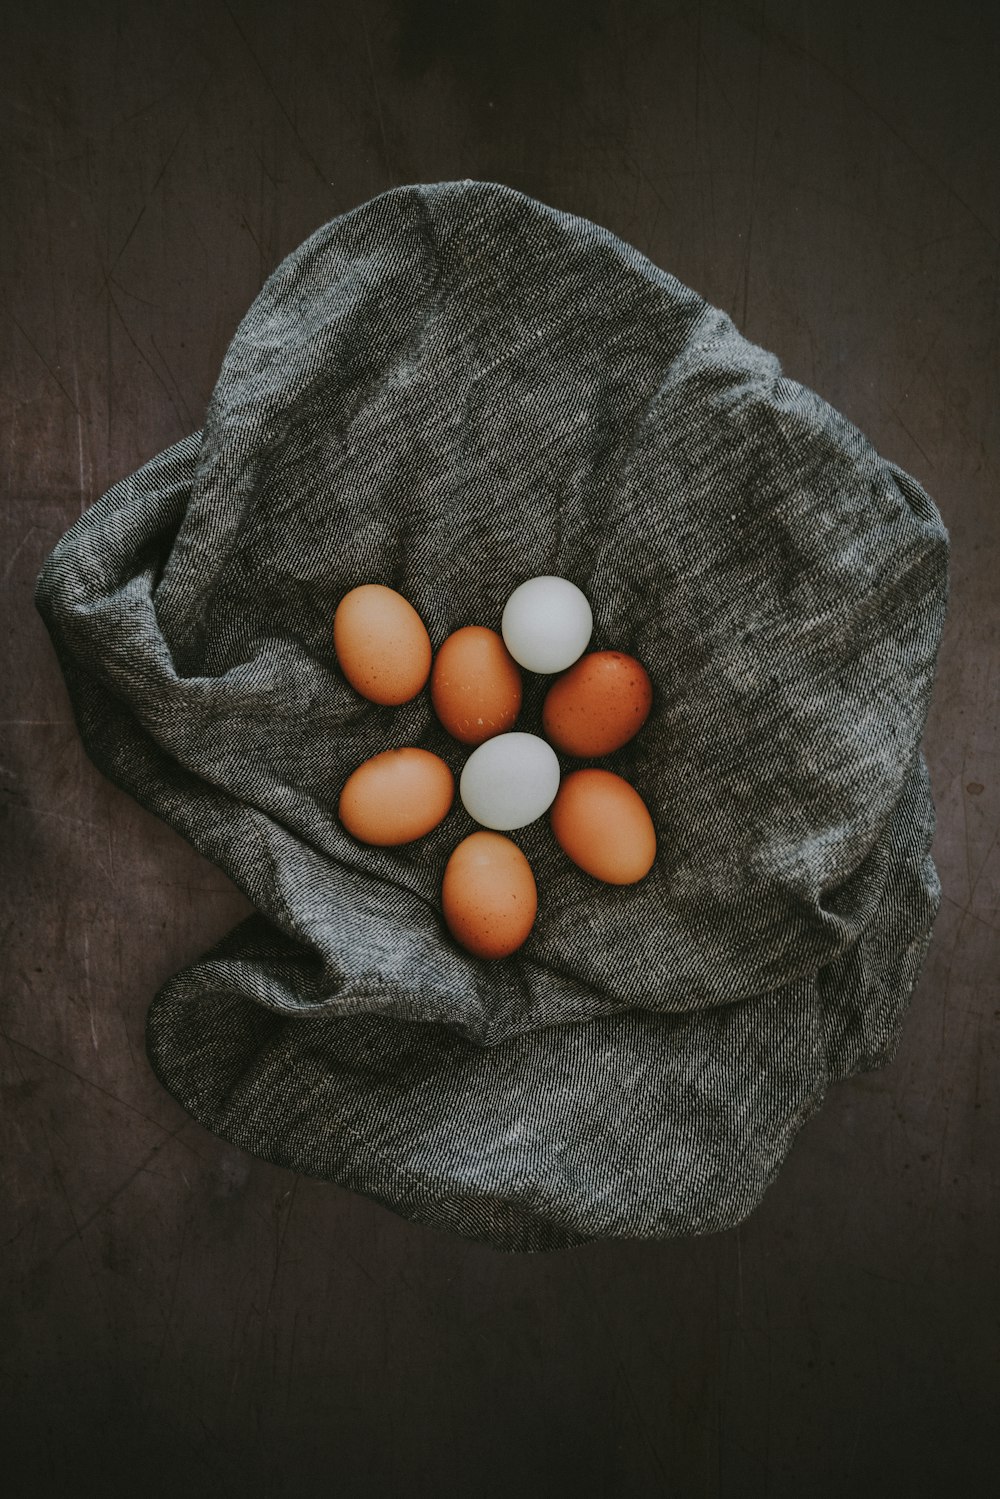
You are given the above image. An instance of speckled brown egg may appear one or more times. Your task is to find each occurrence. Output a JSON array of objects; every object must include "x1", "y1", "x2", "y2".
[
  {"x1": 338, "y1": 748, "x2": 453, "y2": 845},
  {"x1": 542, "y1": 650, "x2": 653, "y2": 757},
  {"x1": 550, "y1": 769, "x2": 657, "y2": 884},
  {"x1": 441, "y1": 831, "x2": 537, "y2": 958},
  {"x1": 430, "y1": 625, "x2": 523, "y2": 745},
  {"x1": 333, "y1": 583, "x2": 432, "y2": 705}
]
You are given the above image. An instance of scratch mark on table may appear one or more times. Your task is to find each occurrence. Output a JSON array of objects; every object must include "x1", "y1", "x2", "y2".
[
  {"x1": 221, "y1": 0, "x2": 331, "y2": 188},
  {"x1": 1, "y1": 1029, "x2": 187, "y2": 1135},
  {"x1": 104, "y1": 109, "x2": 197, "y2": 285},
  {"x1": 739, "y1": 0, "x2": 766, "y2": 331},
  {"x1": 258, "y1": 1179, "x2": 300, "y2": 1334},
  {"x1": 1, "y1": 525, "x2": 39, "y2": 584},
  {"x1": 354, "y1": 1, "x2": 394, "y2": 186},
  {"x1": 742, "y1": 8, "x2": 1000, "y2": 248},
  {"x1": 45, "y1": 1116, "x2": 194, "y2": 1260},
  {"x1": 567, "y1": 1253, "x2": 672, "y2": 1497},
  {"x1": 882, "y1": 397, "x2": 936, "y2": 470},
  {"x1": 6, "y1": 311, "x2": 81, "y2": 413},
  {"x1": 152, "y1": 1212, "x2": 189, "y2": 1376},
  {"x1": 149, "y1": 332, "x2": 195, "y2": 428},
  {"x1": 104, "y1": 284, "x2": 188, "y2": 432}
]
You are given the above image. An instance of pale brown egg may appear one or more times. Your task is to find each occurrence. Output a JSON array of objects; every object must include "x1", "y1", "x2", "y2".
[
  {"x1": 430, "y1": 625, "x2": 523, "y2": 745},
  {"x1": 333, "y1": 583, "x2": 432, "y2": 705},
  {"x1": 338, "y1": 748, "x2": 453, "y2": 846},
  {"x1": 441, "y1": 831, "x2": 537, "y2": 958},
  {"x1": 550, "y1": 769, "x2": 656, "y2": 884},
  {"x1": 542, "y1": 651, "x2": 652, "y2": 757}
]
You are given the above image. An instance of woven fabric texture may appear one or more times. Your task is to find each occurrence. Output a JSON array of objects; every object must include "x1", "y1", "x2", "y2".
[{"x1": 35, "y1": 180, "x2": 949, "y2": 1252}]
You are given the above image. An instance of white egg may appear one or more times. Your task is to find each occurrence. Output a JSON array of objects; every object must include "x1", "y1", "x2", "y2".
[
  {"x1": 501, "y1": 575, "x2": 593, "y2": 674},
  {"x1": 460, "y1": 732, "x2": 561, "y2": 831}
]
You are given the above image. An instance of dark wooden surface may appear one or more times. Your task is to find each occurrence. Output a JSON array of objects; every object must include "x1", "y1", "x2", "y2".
[{"x1": 3, "y1": 2, "x2": 998, "y2": 1494}]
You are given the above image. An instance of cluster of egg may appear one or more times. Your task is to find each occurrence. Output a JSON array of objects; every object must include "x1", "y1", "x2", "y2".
[{"x1": 332, "y1": 576, "x2": 656, "y2": 959}]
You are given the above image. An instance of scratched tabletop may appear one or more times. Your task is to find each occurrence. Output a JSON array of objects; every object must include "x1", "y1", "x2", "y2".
[{"x1": 2, "y1": 3, "x2": 997, "y2": 1495}]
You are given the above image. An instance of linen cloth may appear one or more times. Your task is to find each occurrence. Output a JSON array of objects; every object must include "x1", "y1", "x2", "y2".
[{"x1": 35, "y1": 180, "x2": 949, "y2": 1251}]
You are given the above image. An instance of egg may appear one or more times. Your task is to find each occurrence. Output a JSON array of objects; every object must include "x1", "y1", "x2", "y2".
[
  {"x1": 459, "y1": 731, "x2": 561, "y2": 831},
  {"x1": 430, "y1": 625, "x2": 522, "y2": 745},
  {"x1": 333, "y1": 583, "x2": 432, "y2": 704},
  {"x1": 441, "y1": 831, "x2": 538, "y2": 958},
  {"x1": 550, "y1": 769, "x2": 657, "y2": 884},
  {"x1": 501, "y1": 575, "x2": 593, "y2": 674},
  {"x1": 542, "y1": 651, "x2": 653, "y2": 756},
  {"x1": 338, "y1": 748, "x2": 454, "y2": 845}
]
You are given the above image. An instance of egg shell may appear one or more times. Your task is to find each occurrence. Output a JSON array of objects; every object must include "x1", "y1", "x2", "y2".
[
  {"x1": 459, "y1": 731, "x2": 561, "y2": 831},
  {"x1": 542, "y1": 651, "x2": 653, "y2": 756},
  {"x1": 441, "y1": 831, "x2": 538, "y2": 959},
  {"x1": 338, "y1": 748, "x2": 454, "y2": 846},
  {"x1": 550, "y1": 769, "x2": 657, "y2": 885},
  {"x1": 501, "y1": 575, "x2": 593, "y2": 674},
  {"x1": 333, "y1": 583, "x2": 432, "y2": 705},
  {"x1": 431, "y1": 626, "x2": 522, "y2": 745}
]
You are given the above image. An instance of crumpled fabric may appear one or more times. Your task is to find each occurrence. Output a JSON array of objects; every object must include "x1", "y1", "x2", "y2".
[{"x1": 35, "y1": 179, "x2": 949, "y2": 1252}]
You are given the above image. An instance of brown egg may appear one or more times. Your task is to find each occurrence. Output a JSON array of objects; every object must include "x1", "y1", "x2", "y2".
[
  {"x1": 441, "y1": 831, "x2": 537, "y2": 959},
  {"x1": 338, "y1": 748, "x2": 453, "y2": 846},
  {"x1": 542, "y1": 650, "x2": 653, "y2": 757},
  {"x1": 431, "y1": 625, "x2": 523, "y2": 746},
  {"x1": 550, "y1": 769, "x2": 656, "y2": 885},
  {"x1": 333, "y1": 583, "x2": 432, "y2": 705}
]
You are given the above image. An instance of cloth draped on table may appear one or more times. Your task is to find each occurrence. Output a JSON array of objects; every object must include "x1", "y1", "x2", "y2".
[{"x1": 35, "y1": 180, "x2": 949, "y2": 1252}]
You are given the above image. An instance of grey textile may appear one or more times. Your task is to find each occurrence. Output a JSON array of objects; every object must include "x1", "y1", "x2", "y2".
[{"x1": 35, "y1": 179, "x2": 949, "y2": 1252}]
